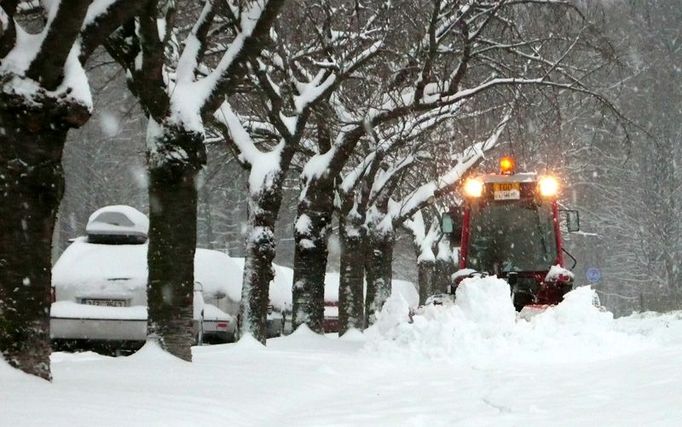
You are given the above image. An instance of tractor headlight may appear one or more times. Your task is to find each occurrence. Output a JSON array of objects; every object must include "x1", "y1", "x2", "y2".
[
  {"x1": 463, "y1": 177, "x2": 484, "y2": 198},
  {"x1": 538, "y1": 175, "x2": 559, "y2": 198}
]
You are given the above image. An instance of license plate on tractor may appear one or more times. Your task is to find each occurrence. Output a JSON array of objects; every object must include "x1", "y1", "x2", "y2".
[{"x1": 493, "y1": 182, "x2": 520, "y2": 200}]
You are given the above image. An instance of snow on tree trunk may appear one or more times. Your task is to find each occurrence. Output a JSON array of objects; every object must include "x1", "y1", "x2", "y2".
[
  {"x1": 217, "y1": 101, "x2": 299, "y2": 343},
  {"x1": 417, "y1": 257, "x2": 436, "y2": 306},
  {"x1": 0, "y1": 116, "x2": 74, "y2": 380},
  {"x1": 0, "y1": 0, "x2": 154, "y2": 377},
  {"x1": 146, "y1": 127, "x2": 206, "y2": 362},
  {"x1": 434, "y1": 240, "x2": 456, "y2": 294},
  {"x1": 338, "y1": 208, "x2": 366, "y2": 334},
  {"x1": 404, "y1": 212, "x2": 439, "y2": 305},
  {"x1": 291, "y1": 182, "x2": 334, "y2": 333},
  {"x1": 364, "y1": 222, "x2": 394, "y2": 326},
  {"x1": 239, "y1": 179, "x2": 285, "y2": 344}
]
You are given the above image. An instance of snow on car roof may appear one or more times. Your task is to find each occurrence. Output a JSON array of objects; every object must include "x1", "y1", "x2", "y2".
[
  {"x1": 52, "y1": 237, "x2": 148, "y2": 290},
  {"x1": 230, "y1": 258, "x2": 293, "y2": 311},
  {"x1": 194, "y1": 248, "x2": 242, "y2": 301},
  {"x1": 86, "y1": 205, "x2": 150, "y2": 238}
]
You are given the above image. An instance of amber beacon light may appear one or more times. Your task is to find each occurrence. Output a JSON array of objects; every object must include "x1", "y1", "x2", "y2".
[{"x1": 499, "y1": 156, "x2": 515, "y2": 174}]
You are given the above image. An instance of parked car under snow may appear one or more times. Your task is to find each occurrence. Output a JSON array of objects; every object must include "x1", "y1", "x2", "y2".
[
  {"x1": 270, "y1": 267, "x2": 419, "y2": 334},
  {"x1": 50, "y1": 206, "x2": 247, "y2": 350}
]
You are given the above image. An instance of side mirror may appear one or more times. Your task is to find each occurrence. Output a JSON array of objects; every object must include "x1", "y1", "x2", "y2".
[
  {"x1": 565, "y1": 210, "x2": 580, "y2": 232},
  {"x1": 441, "y1": 214, "x2": 454, "y2": 234},
  {"x1": 441, "y1": 207, "x2": 464, "y2": 245}
]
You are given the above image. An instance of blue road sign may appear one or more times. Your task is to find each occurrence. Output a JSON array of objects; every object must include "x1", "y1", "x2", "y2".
[{"x1": 586, "y1": 267, "x2": 601, "y2": 283}]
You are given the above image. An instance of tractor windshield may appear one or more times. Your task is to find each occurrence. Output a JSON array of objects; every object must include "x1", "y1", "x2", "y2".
[{"x1": 466, "y1": 200, "x2": 557, "y2": 274}]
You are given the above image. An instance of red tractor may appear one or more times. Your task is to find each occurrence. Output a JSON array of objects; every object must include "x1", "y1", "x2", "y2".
[{"x1": 441, "y1": 156, "x2": 580, "y2": 311}]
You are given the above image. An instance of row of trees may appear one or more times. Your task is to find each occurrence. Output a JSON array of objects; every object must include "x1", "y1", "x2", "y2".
[
  {"x1": 570, "y1": 1, "x2": 682, "y2": 314},
  {"x1": 1, "y1": 0, "x2": 624, "y2": 380}
]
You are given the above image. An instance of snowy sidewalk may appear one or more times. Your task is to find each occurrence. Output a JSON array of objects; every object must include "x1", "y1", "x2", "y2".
[{"x1": 3, "y1": 281, "x2": 682, "y2": 426}]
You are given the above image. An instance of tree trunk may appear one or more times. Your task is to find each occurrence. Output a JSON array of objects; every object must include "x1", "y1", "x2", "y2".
[
  {"x1": 434, "y1": 240, "x2": 455, "y2": 294},
  {"x1": 0, "y1": 91, "x2": 89, "y2": 380},
  {"x1": 0, "y1": 112, "x2": 73, "y2": 380},
  {"x1": 364, "y1": 227, "x2": 394, "y2": 326},
  {"x1": 291, "y1": 180, "x2": 334, "y2": 333},
  {"x1": 146, "y1": 128, "x2": 206, "y2": 362},
  {"x1": 434, "y1": 257, "x2": 454, "y2": 294},
  {"x1": 239, "y1": 185, "x2": 284, "y2": 343},
  {"x1": 417, "y1": 257, "x2": 435, "y2": 306},
  {"x1": 338, "y1": 209, "x2": 366, "y2": 334}
]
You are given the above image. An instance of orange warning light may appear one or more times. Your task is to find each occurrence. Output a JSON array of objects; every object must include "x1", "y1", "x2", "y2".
[{"x1": 499, "y1": 156, "x2": 515, "y2": 175}]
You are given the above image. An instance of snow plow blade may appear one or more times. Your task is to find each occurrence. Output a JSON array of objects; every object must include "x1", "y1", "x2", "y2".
[{"x1": 518, "y1": 304, "x2": 551, "y2": 321}]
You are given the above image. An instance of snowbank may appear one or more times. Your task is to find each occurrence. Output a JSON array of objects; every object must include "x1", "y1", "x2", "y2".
[
  {"x1": 365, "y1": 277, "x2": 652, "y2": 366},
  {"x1": 5, "y1": 281, "x2": 682, "y2": 426},
  {"x1": 613, "y1": 310, "x2": 682, "y2": 344},
  {"x1": 0, "y1": 357, "x2": 25, "y2": 381}
]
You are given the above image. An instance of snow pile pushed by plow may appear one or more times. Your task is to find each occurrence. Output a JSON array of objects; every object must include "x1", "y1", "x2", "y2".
[{"x1": 365, "y1": 276, "x2": 651, "y2": 366}]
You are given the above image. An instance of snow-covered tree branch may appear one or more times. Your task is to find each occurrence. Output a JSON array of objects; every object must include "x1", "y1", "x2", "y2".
[
  {"x1": 104, "y1": 0, "x2": 285, "y2": 356},
  {"x1": 212, "y1": 0, "x2": 389, "y2": 339}
]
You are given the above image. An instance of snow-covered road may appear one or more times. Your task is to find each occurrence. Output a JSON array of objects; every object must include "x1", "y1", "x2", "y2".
[{"x1": 3, "y1": 279, "x2": 682, "y2": 426}]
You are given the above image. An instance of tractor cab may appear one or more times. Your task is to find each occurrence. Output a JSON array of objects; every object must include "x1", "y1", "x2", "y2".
[{"x1": 441, "y1": 157, "x2": 580, "y2": 311}]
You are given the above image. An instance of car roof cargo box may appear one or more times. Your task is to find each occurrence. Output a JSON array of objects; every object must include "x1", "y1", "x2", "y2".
[{"x1": 86, "y1": 205, "x2": 149, "y2": 244}]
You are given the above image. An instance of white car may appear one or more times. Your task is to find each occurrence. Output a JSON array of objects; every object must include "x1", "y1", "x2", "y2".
[{"x1": 50, "y1": 206, "x2": 238, "y2": 348}]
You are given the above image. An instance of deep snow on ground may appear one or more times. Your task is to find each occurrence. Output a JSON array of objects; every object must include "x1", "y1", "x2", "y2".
[{"x1": 3, "y1": 278, "x2": 682, "y2": 427}]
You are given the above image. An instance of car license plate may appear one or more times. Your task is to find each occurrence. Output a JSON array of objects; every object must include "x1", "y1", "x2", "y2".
[
  {"x1": 493, "y1": 182, "x2": 520, "y2": 200},
  {"x1": 82, "y1": 298, "x2": 127, "y2": 307}
]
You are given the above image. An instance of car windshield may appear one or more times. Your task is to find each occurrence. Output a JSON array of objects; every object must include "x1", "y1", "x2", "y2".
[{"x1": 466, "y1": 200, "x2": 557, "y2": 274}]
